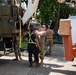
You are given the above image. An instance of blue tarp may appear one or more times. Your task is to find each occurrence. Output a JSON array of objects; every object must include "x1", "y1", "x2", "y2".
[{"x1": 2, "y1": 2, "x2": 8, "y2": 5}]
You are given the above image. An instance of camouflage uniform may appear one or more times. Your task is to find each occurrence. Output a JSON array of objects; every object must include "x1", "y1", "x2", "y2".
[
  {"x1": 36, "y1": 25, "x2": 46, "y2": 63},
  {"x1": 45, "y1": 38, "x2": 53, "y2": 54},
  {"x1": 13, "y1": 33, "x2": 22, "y2": 60},
  {"x1": 45, "y1": 29, "x2": 54, "y2": 55},
  {"x1": 38, "y1": 31, "x2": 46, "y2": 63}
]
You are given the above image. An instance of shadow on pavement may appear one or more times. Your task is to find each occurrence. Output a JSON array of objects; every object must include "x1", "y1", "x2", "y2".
[{"x1": 28, "y1": 63, "x2": 76, "y2": 75}]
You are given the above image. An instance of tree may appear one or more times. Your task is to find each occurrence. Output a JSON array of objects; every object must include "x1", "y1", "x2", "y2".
[
  {"x1": 36, "y1": 0, "x2": 58, "y2": 25},
  {"x1": 36, "y1": 0, "x2": 76, "y2": 30},
  {"x1": 60, "y1": 3, "x2": 76, "y2": 19}
]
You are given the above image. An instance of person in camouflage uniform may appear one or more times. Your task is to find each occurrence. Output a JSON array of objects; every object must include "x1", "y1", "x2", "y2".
[
  {"x1": 36, "y1": 25, "x2": 46, "y2": 64},
  {"x1": 13, "y1": 33, "x2": 22, "y2": 61},
  {"x1": 45, "y1": 26, "x2": 54, "y2": 55}
]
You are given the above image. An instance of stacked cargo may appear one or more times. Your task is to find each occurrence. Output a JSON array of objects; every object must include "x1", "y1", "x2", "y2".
[
  {"x1": 0, "y1": 0, "x2": 23, "y2": 53},
  {"x1": 0, "y1": 1, "x2": 13, "y2": 35},
  {"x1": 0, "y1": 0, "x2": 22, "y2": 35}
]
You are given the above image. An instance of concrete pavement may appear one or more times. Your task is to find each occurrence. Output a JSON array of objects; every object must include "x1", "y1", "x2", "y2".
[{"x1": 0, "y1": 44, "x2": 76, "y2": 75}]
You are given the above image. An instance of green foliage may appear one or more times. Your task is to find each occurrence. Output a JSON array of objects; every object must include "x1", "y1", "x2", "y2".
[
  {"x1": 60, "y1": 4, "x2": 76, "y2": 19},
  {"x1": 60, "y1": 4, "x2": 70, "y2": 19},
  {"x1": 69, "y1": 7, "x2": 76, "y2": 16},
  {"x1": 36, "y1": 0, "x2": 58, "y2": 25},
  {"x1": 36, "y1": 0, "x2": 76, "y2": 26}
]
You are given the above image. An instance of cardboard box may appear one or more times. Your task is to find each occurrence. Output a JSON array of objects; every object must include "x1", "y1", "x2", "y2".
[
  {"x1": 59, "y1": 19, "x2": 71, "y2": 35},
  {"x1": 1, "y1": 4, "x2": 10, "y2": 16},
  {"x1": 2, "y1": 16, "x2": 12, "y2": 34}
]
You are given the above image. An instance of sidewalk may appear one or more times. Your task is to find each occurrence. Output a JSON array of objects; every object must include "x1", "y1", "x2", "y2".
[{"x1": 0, "y1": 44, "x2": 76, "y2": 75}]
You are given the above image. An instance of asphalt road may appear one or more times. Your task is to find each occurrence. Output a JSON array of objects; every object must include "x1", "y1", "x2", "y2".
[{"x1": 0, "y1": 44, "x2": 76, "y2": 75}]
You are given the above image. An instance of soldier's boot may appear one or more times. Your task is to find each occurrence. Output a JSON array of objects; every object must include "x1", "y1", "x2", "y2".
[
  {"x1": 36, "y1": 62, "x2": 40, "y2": 68},
  {"x1": 40, "y1": 59, "x2": 43, "y2": 64},
  {"x1": 13, "y1": 53, "x2": 19, "y2": 61},
  {"x1": 13, "y1": 56, "x2": 18, "y2": 61},
  {"x1": 19, "y1": 53, "x2": 22, "y2": 60},
  {"x1": 29, "y1": 62, "x2": 33, "y2": 67},
  {"x1": 19, "y1": 56, "x2": 22, "y2": 60},
  {"x1": 40, "y1": 56, "x2": 43, "y2": 64}
]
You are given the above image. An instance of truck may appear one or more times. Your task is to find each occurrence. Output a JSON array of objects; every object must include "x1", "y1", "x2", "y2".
[{"x1": 0, "y1": 0, "x2": 39, "y2": 57}]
